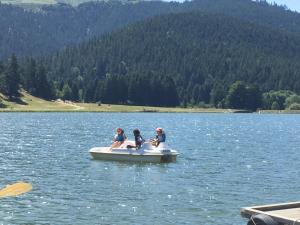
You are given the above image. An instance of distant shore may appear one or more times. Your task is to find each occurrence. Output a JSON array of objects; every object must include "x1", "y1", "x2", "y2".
[
  {"x1": 1, "y1": 92, "x2": 300, "y2": 113},
  {"x1": 257, "y1": 110, "x2": 300, "y2": 114},
  {"x1": 0, "y1": 92, "x2": 238, "y2": 113}
]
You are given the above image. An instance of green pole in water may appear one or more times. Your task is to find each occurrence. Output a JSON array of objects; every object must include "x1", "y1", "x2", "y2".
[{"x1": 0, "y1": 182, "x2": 32, "y2": 198}]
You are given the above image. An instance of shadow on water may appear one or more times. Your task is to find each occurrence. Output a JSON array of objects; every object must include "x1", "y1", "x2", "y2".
[{"x1": 89, "y1": 158, "x2": 177, "y2": 167}]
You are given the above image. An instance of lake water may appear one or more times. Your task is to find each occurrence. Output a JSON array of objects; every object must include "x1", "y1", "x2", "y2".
[{"x1": 1, "y1": 113, "x2": 300, "y2": 225}]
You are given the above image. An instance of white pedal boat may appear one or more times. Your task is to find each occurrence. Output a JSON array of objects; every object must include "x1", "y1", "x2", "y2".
[{"x1": 89, "y1": 141, "x2": 179, "y2": 163}]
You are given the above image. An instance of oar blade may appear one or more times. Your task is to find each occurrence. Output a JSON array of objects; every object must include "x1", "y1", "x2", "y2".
[{"x1": 0, "y1": 182, "x2": 32, "y2": 198}]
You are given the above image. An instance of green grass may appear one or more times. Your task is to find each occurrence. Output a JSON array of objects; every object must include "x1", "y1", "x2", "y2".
[
  {"x1": 1, "y1": 91, "x2": 299, "y2": 113},
  {"x1": 0, "y1": 91, "x2": 235, "y2": 113},
  {"x1": 0, "y1": 92, "x2": 76, "y2": 111}
]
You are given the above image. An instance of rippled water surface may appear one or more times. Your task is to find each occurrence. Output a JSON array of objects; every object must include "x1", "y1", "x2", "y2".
[{"x1": 1, "y1": 113, "x2": 300, "y2": 225}]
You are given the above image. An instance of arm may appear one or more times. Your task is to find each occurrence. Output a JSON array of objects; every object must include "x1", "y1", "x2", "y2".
[{"x1": 113, "y1": 134, "x2": 118, "y2": 142}]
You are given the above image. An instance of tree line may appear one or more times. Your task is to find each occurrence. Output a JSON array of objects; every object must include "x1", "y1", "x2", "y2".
[
  {"x1": 0, "y1": 55, "x2": 54, "y2": 101},
  {"x1": 0, "y1": 55, "x2": 20, "y2": 99},
  {"x1": 2, "y1": 54, "x2": 300, "y2": 110}
]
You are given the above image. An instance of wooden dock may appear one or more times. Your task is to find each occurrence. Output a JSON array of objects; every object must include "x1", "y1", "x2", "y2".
[{"x1": 241, "y1": 202, "x2": 300, "y2": 225}]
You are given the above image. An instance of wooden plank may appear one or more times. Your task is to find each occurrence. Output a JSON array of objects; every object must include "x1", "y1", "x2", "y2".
[
  {"x1": 0, "y1": 182, "x2": 32, "y2": 198},
  {"x1": 241, "y1": 201, "x2": 300, "y2": 216},
  {"x1": 241, "y1": 207, "x2": 262, "y2": 218},
  {"x1": 241, "y1": 202, "x2": 300, "y2": 225},
  {"x1": 268, "y1": 208, "x2": 300, "y2": 220},
  {"x1": 253, "y1": 202, "x2": 300, "y2": 211}
]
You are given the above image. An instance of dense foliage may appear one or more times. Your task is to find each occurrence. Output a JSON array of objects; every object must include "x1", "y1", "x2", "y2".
[
  {"x1": 262, "y1": 90, "x2": 300, "y2": 110},
  {"x1": 0, "y1": 54, "x2": 20, "y2": 98},
  {"x1": 22, "y1": 58, "x2": 54, "y2": 99},
  {"x1": 2, "y1": 9, "x2": 300, "y2": 109},
  {"x1": 1, "y1": 0, "x2": 300, "y2": 59},
  {"x1": 22, "y1": 11, "x2": 298, "y2": 108},
  {"x1": 0, "y1": 55, "x2": 53, "y2": 100},
  {"x1": 225, "y1": 81, "x2": 262, "y2": 111},
  {"x1": 1, "y1": 1, "x2": 300, "y2": 109}
]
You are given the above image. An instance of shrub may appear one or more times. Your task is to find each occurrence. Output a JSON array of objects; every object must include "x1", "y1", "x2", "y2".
[
  {"x1": 226, "y1": 81, "x2": 262, "y2": 110},
  {"x1": 285, "y1": 95, "x2": 300, "y2": 108},
  {"x1": 263, "y1": 90, "x2": 295, "y2": 110},
  {"x1": 271, "y1": 101, "x2": 280, "y2": 110},
  {"x1": 289, "y1": 103, "x2": 300, "y2": 110}
]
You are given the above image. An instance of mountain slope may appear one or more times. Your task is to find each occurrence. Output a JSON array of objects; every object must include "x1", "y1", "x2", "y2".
[
  {"x1": 1, "y1": 0, "x2": 112, "y2": 6},
  {"x1": 36, "y1": 11, "x2": 300, "y2": 106},
  {"x1": 1, "y1": 0, "x2": 300, "y2": 59},
  {"x1": 1, "y1": 0, "x2": 56, "y2": 5}
]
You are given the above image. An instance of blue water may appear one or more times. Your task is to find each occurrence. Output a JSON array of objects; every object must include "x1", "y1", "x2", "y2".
[{"x1": 1, "y1": 113, "x2": 300, "y2": 225}]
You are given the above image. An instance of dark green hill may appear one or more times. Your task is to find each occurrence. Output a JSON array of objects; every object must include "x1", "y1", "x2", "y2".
[
  {"x1": 1, "y1": 0, "x2": 300, "y2": 59},
  {"x1": 34, "y1": 11, "x2": 300, "y2": 107},
  {"x1": 1, "y1": 0, "x2": 86, "y2": 5}
]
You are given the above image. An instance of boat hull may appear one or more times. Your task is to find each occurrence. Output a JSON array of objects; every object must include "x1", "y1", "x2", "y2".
[
  {"x1": 90, "y1": 151, "x2": 177, "y2": 163},
  {"x1": 89, "y1": 142, "x2": 179, "y2": 163}
]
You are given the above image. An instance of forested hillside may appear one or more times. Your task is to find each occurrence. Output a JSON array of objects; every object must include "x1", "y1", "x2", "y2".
[
  {"x1": 2, "y1": 0, "x2": 103, "y2": 6},
  {"x1": 2, "y1": 0, "x2": 80, "y2": 5},
  {"x1": 11, "y1": 11, "x2": 298, "y2": 109},
  {"x1": 1, "y1": 0, "x2": 300, "y2": 59}
]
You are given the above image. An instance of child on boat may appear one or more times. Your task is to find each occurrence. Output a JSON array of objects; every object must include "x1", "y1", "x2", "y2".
[
  {"x1": 127, "y1": 129, "x2": 145, "y2": 149},
  {"x1": 151, "y1": 127, "x2": 166, "y2": 147},
  {"x1": 111, "y1": 128, "x2": 127, "y2": 148}
]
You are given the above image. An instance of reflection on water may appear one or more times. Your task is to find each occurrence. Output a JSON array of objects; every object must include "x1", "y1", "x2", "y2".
[{"x1": 1, "y1": 113, "x2": 300, "y2": 224}]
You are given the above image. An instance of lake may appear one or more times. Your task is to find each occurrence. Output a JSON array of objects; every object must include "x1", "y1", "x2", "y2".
[{"x1": 1, "y1": 113, "x2": 300, "y2": 225}]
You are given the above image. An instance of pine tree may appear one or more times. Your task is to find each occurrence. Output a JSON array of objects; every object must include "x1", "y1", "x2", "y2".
[
  {"x1": 23, "y1": 58, "x2": 37, "y2": 95},
  {"x1": 162, "y1": 76, "x2": 179, "y2": 107},
  {"x1": 226, "y1": 81, "x2": 247, "y2": 109},
  {"x1": 128, "y1": 75, "x2": 139, "y2": 105},
  {"x1": 210, "y1": 82, "x2": 226, "y2": 107},
  {"x1": 0, "y1": 61, "x2": 5, "y2": 93},
  {"x1": 35, "y1": 63, "x2": 54, "y2": 100},
  {"x1": 71, "y1": 82, "x2": 79, "y2": 101},
  {"x1": 245, "y1": 85, "x2": 262, "y2": 111},
  {"x1": 61, "y1": 83, "x2": 72, "y2": 100},
  {"x1": 5, "y1": 54, "x2": 20, "y2": 98}
]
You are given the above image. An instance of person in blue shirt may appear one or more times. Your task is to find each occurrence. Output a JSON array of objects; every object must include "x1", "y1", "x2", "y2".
[
  {"x1": 151, "y1": 127, "x2": 166, "y2": 147},
  {"x1": 111, "y1": 128, "x2": 127, "y2": 148},
  {"x1": 133, "y1": 129, "x2": 145, "y2": 149},
  {"x1": 127, "y1": 129, "x2": 145, "y2": 149}
]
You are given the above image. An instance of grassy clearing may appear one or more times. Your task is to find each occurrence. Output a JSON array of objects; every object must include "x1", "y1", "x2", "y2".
[
  {"x1": 1, "y1": 92, "x2": 299, "y2": 113},
  {"x1": 0, "y1": 92, "x2": 76, "y2": 112},
  {"x1": 0, "y1": 91, "x2": 235, "y2": 113}
]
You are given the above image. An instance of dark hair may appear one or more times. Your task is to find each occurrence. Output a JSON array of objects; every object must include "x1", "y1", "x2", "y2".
[{"x1": 133, "y1": 129, "x2": 140, "y2": 135}]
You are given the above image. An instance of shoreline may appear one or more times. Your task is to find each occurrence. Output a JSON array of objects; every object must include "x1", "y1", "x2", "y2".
[
  {"x1": 0, "y1": 107, "x2": 238, "y2": 113},
  {"x1": 1, "y1": 108, "x2": 300, "y2": 114},
  {"x1": 0, "y1": 91, "x2": 239, "y2": 113},
  {"x1": 1, "y1": 92, "x2": 300, "y2": 113}
]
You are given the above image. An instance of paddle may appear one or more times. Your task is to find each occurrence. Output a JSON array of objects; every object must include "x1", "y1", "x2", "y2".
[{"x1": 0, "y1": 182, "x2": 32, "y2": 198}]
